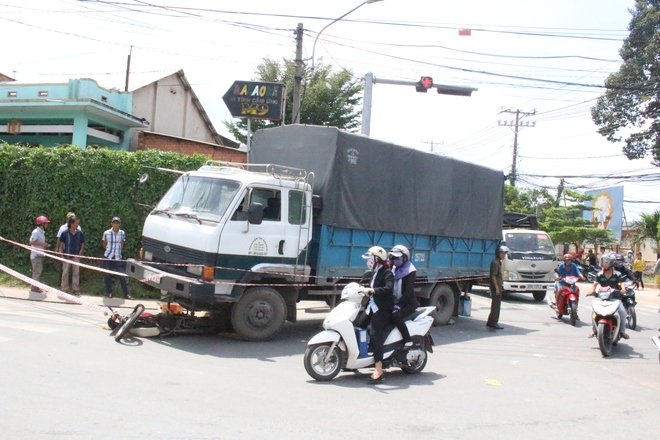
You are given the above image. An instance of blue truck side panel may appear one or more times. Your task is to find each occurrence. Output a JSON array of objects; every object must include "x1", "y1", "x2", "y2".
[{"x1": 309, "y1": 225, "x2": 498, "y2": 285}]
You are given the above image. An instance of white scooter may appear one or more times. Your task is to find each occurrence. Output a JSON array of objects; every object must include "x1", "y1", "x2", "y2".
[
  {"x1": 591, "y1": 286, "x2": 624, "y2": 357},
  {"x1": 303, "y1": 282, "x2": 436, "y2": 381}
]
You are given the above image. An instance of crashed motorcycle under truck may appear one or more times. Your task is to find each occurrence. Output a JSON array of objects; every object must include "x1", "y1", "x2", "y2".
[{"x1": 126, "y1": 125, "x2": 504, "y2": 341}]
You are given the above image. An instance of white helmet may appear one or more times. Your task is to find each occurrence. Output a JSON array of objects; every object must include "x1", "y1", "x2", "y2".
[
  {"x1": 389, "y1": 245, "x2": 410, "y2": 260},
  {"x1": 498, "y1": 245, "x2": 510, "y2": 254},
  {"x1": 362, "y1": 246, "x2": 387, "y2": 262}
]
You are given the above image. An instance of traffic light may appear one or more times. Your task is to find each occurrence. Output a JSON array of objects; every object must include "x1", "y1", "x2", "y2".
[{"x1": 415, "y1": 76, "x2": 433, "y2": 93}]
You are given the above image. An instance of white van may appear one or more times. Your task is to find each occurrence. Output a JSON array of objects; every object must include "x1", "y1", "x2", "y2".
[{"x1": 501, "y1": 229, "x2": 557, "y2": 301}]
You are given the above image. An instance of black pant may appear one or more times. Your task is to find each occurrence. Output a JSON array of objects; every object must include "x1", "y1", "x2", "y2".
[
  {"x1": 359, "y1": 309, "x2": 392, "y2": 363},
  {"x1": 634, "y1": 271, "x2": 644, "y2": 289},
  {"x1": 391, "y1": 306, "x2": 414, "y2": 341}
]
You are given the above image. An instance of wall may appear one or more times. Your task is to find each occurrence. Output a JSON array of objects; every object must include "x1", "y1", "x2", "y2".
[{"x1": 137, "y1": 131, "x2": 246, "y2": 162}]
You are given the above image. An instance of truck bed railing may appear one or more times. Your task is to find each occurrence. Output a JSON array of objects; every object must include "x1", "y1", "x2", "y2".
[{"x1": 203, "y1": 161, "x2": 308, "y2": 186}]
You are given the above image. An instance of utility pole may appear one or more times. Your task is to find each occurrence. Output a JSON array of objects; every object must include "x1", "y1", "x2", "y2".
[
  {"x1": 124, "y1": 45, "x2": 133, "y2": 92},
  {"x1": 555, "y1": 178, "x2": 565, "y2": 207},
  {"x1": 498, "y1": 107, "x2": 536, "y2": 186},
  {"x1": 422, "y1": 140, "x2": 444, "y2": 153},
  {"x1": 292, "y1": 23, "x2": 304, "y2": 124}
]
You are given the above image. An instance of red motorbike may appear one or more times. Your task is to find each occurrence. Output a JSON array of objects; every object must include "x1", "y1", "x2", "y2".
[{"x1": 555, "y1": 276, "x2": 581, "y2": 326}]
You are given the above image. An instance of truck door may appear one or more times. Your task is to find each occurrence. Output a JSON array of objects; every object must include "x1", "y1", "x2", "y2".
[{"x1": 218, "y1": 186, "x2": 288, "y2": 267}]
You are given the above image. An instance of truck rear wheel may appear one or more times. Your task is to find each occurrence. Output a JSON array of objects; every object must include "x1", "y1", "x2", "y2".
[
  {"x1": 231, "y1": 287, "x2": 286, "y2": 341},
  {"x1": 429, "y1": 284, "x2": 455, "y2": 326}
]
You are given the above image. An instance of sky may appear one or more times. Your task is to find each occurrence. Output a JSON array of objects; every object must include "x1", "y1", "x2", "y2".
[{"x1": 1, "y1": 0, "x2": 659, "y2": 224}]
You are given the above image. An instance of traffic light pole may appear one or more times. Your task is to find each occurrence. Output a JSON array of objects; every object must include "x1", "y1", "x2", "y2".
[{"x1": 361, "y1": 72, "x2": 478, "y2": 135}]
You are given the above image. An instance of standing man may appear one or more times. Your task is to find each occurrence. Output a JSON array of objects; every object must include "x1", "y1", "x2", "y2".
[
  {"x1": 487, "y1": 245, "x2": 509, "y2": 330},
  {"x1": 598, "y1": 246, "x2": 607, "y2": 267},
  {"x1": 632, "y1": 252, "x2": 645, "y2": 290},
  {"x1": 587, "y1": 249, "x2": 597, "y2": 267},
  {"x1": 29, "y1": 216, "x2": 51, "y2": 292},
  {"x1": 102, "y1": 217, "x2": 132, "y2": 299},
  {"x1": 58, "y1": 217, "x2": 85, "y2": 294}
]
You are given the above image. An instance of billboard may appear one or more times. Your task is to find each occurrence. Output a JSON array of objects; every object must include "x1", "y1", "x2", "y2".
[
  {"x1": 583, "y1": 186, "x2": 624, "y2": 242},
  {"x1": 222, "y1": 81, "x2": 285, "y2": 121}
]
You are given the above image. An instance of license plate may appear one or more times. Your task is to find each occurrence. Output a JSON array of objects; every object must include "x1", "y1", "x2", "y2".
[{"x1": 143, "y1": 269, "x2": 161, "y2": 284}]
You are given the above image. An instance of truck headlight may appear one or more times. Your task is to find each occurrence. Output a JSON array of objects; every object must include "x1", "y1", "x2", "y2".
[
  {"x1": 508, "y1": 272, "x2": 518, "y2": 281},
  {"x1": 186, "y1": 265, "x2": 203, "y2": 276},
  {"x1": 144, "y1": 251, "x2": 153, "y2": 261}
]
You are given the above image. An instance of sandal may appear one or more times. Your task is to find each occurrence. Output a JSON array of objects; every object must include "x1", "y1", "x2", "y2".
[{"x1": 587, "y1": 332, "x2": 596, "y2": 339}]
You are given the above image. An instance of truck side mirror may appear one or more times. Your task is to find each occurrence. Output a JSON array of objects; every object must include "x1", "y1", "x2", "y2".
[{"x1": 248, "y1": 202, "x2": 264, "y2": 225}]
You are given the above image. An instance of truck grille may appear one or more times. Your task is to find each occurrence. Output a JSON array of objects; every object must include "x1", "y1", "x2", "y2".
[
  {"x1": 142, "y1": 237, "x2": 208, "y2": 275},
  {"x1": 518, "y1": 270, "x2": 549, "y2": 281}
]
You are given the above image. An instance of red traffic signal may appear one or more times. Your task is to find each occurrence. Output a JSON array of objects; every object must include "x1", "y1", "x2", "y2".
[{"x1": 415, "y1": 76, "x2": 434, "y2": 93}]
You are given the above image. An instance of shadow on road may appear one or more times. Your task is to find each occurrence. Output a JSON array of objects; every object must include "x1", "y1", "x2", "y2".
[{"x1": 306, "y1": 370, "x2": 446, "y2": 391}]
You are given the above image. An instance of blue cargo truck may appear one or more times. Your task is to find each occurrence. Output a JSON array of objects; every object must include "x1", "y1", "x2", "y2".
[{"x1": 127, "y1": 125, "x2": 504, "y2": 341}]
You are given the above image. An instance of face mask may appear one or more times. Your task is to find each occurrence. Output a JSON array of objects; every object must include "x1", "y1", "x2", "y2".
[
  {"x1": 392, "y1": 257, "x2": 404, "y2": 267},
  {"x1": 366, "y1": 256, "x2": 375, "y2": 270}
]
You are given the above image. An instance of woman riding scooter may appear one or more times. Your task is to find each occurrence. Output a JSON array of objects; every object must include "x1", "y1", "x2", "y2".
[
  {"x1": 586, "y1": 254, "x2": 629, "y2": 340},
  {"x1": 389, "y1": 245, "x2": 419, "y2": 347},
  {"x1": 359, "y1": 246, "x2": 394, "y2": 383}
]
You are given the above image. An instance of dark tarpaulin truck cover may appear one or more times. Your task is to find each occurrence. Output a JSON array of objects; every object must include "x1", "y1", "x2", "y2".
[{"x1": 251, "y1": 125, "x2": 504, "y2": 241}]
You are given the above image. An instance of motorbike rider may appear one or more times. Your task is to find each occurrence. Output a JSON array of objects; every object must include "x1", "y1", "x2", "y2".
[
  {"x1": 550, "y1": 254, "x2": 584, "y2": 310},
  {"x1": 586, "y1": 254, "x2": 629, "y2": 339},
  {"x1": 613, "y1": 252, "x2": 636, "y2": 282},
  {"x1": 389, "y1": 245, "x2": 419, "y2": 347},
  {"x1": 359, "y1": 246, "x2": 394, "y2": 382}
]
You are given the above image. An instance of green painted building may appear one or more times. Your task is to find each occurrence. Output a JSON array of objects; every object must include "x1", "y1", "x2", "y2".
[{"x1": 0, "y1": 78, "x2": 148, "y2": 150}]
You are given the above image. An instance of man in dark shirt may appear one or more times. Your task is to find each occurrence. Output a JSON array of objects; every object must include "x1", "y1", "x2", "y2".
[
  {"x1": 58, "y1": 217, "x2": 85, "y2": 294},
  {"x1": 487, "y1": 246, "x2": 509, "y2": 330}
]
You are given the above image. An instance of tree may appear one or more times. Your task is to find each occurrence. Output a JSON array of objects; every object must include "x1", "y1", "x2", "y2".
[
  {"x1": 224, "y1": 57, "x2": 363, "y2": 144},
  {"x1": 591, "y1": 1, "x2": 660, "y2": 165},
  {"x1": 630, "y1": 209, "x2": 660, "y2": 254},
  {"x1": 504, "y1": 184, "x2": 554, "y2": 215},
  {"x1": 539, "y1": 189, "x2": 617, "y2": 246}
]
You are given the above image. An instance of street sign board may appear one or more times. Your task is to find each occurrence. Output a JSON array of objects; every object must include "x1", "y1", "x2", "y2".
[{"x1": 222, "y1": 81, "x2": 286, "y2": 121}]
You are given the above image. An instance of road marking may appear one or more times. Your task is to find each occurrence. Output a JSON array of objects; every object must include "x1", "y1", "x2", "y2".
[{"x1": 0, "y1": 336, "x2": 12, "y2": 343}]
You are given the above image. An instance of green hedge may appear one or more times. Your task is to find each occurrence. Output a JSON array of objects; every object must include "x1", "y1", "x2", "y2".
[{"x1": 0, "y1": 143, "x2": 208, "y2": 290}]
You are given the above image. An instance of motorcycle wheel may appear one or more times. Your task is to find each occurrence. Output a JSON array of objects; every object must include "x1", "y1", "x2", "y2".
[
  {"x1": 114, "y1": 304, "x2": 146, "y2": 343},
  {"x1": 303, "y1": 343, "x2": 345, "y2": 381},
  {"x1": 597, "y1": 322, "x2": 613, "y2": 357},
  {"x1": 569, "y1": 300, "x2": 578, "y2": 327},
  {"x1": 626, "y1": 306, "x2": 637, "y2": 330},
  {"x1": 400, "y1": 349, "x2": 428, "y2": 374}
]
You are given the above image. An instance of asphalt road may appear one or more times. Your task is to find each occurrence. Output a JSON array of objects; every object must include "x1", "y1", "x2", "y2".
[{"x1": 0, "y1": 284, "x2": 659, "y2": 440}]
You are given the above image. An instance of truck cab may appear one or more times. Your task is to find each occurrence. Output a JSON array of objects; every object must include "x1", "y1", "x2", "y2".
[
  {"x1": 127, "y1": 161, "x2": 314, "y2": 341},
  {"x1": 501, "y1": 229, "x2": 557, "y2": 301}
]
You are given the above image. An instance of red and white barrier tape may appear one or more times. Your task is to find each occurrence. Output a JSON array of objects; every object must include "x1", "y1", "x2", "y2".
[
  {"x1": 0, "y1": 263, "x2": 113, "y2": 315},
  {"x1": 1, "y1": 235, "x2": 488, "y2": 288}
]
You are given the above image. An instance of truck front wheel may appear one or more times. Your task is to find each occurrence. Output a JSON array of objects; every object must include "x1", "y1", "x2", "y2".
[
  {"x1": 429, "y1": 284, "x2": 455, "y2": 326},
  {"x1": 532, "y1": 291, "x2": 546, "y2": 301},
  {"x1": 231, "y1": 287, "x2": 287, "y2": 341}
]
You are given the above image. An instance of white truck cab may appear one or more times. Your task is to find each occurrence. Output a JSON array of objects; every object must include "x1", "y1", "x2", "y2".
[{"x1": 501, "y1": 229, "x2": 557, "y2": 301}]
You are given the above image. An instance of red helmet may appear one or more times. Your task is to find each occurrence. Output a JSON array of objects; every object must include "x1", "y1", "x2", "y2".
[
  {"x1": 36, "y1": 216, "x2": 50, "y2": 225},
  {"x1": 563, "y1": 253, "x2": 572, "y2": 260}
]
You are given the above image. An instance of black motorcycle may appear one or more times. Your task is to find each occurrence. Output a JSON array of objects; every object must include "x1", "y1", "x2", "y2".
[
  {"x1": 621, "y1": 280, "x2": 637, "y2": 330},
  {"x1": 576, "y1": 261, "x2": 600, "y2": 283}
]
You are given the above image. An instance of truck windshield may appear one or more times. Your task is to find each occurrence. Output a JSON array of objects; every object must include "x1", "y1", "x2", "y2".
[
  {"x1": 505, "y1": 232, "x2": 554, "y2": 254},
  {"x1": 153, "y1": 176, "x2": 241, "y2": 223}
]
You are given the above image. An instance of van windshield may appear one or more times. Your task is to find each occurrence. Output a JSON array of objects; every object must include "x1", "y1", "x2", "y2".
[
  {"x1": 153, "y1": 176, "x2": 241, "y2": 223},
  {"x1": 505, "y1": 232, "x2": 554, "y2": 254}
]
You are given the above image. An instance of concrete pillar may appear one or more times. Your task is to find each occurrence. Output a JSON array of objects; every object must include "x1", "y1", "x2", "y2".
[{"x1": 72, "y1": 116, "x2": 88, "y2": 148}]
